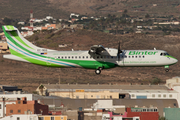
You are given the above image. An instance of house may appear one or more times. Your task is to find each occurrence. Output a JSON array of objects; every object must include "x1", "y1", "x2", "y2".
[
  {"x1": 0, "y1": 114, "x2": 67, "y2": 120},
  {"x1": 6, "y1": 97, "x2": 48, "y2": 116},
  {"x1": 126, "y1": 107, "x2": 159, "y2": 120}
]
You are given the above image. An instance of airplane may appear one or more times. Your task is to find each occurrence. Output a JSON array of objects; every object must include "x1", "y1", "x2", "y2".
[{"x1": 2, "y1": 25, "x2": 178, "y2": 75}]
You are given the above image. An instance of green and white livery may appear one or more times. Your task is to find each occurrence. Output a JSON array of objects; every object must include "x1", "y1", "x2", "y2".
[{"x1": 2, "y1": 25, "x2": 178, "y2": 74}]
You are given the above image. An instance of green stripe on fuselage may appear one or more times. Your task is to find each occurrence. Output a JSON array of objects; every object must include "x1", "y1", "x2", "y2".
[
  {"x1": 10, "y1": 48, "x2": 65, "y2": 67},
  {"x1": 9, "y1": 31, "x2": 33, "y2": 49},
  {"x1": 3, "y1": 26, "x2": 117, "y2": 69},
  {"x1": 165, "y1": 55, "x2": 177, "y2": 60}
]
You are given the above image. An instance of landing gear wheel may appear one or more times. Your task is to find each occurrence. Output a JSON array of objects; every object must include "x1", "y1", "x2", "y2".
[
  {"x1": 95, "y1": 69, "x2": 101, "y2": 75},
  {"x1": 165, "y1": 69, "x2": 169, "y2": 72},
  {"x1": 99, "y1": 67, "x2": 103, "y2": 70}
]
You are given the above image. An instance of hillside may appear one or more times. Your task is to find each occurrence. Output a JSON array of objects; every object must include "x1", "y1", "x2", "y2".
[
  {"x1": 0, "y1": 0, "x2": 180, "y2": 20},
  {"x1": 1, "y1": 29, "x2": 180, "y2": 92}
]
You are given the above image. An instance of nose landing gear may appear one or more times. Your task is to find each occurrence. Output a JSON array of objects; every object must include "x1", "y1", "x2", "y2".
[{"x1": 164, "y1": 65, "x2": 169, "y2": 72}]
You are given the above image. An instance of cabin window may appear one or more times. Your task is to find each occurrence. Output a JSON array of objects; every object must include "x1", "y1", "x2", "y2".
[
  {"x1": 124, "y1": 55, "x2": 127, "y2": 58},
  {"x1": 65, "y1": 56, "x2": 67, "y2": 59},
  {"x1": 101, "y1": 56, "x2": 103, "y2": 59},
  {"x1": 129, "y1": 56, "x2": 131, "y2": 58},
  {"x1": 132, "y1": 56, "x2": 134, "y2": 58},
  {"x1": 135, "y1": 56, "x2": 137, "y2": 58},
  {"x1": 61, "y1": 56, "x2": 63, "y2": 59},
  {"x1": 158, "y1": 94, "x2": 161, "y2": 97},
  {"x1": 139, "y1": 56, "x2": 141, "y2": 58},
  {"x1": 111, "y1": 56, "x2": 113, "y2": 59},
  {"x1": 79, "y1": 56, "x2": 81, "y2": 59},
  {"x1": 160, "y1": 52, "x2": 169, "y2": 56},
  {"x1": 86, "y1": 56, "x2": 88, "y2": 59},
  {"x1": 169, "y1": 94, "x2": 172, "y2": 97},
  {"x1": 97, "y1": 56, "x2": 99, "y2": 59},
  {"x1": 82, "y1": 56, "x2": 85, "y2": 59},
  {"x1": 58, "y1": 56, "x2": 60, "y2": 59},
  {"x1": 72, "y1": 56, "x2": 74, "y2": 59},
  {"x1": 68, "y1": 56, "x2": 70, "y2": 59},
  {"x1": 143, "y1": 56, "x2": 145, "y2": 58},
  {"x1": 93, "y1": 56, "x2": 95, "y2": 59},
  {"x1": 75, "y1": 56, "x2": 77, "y2": 59}
]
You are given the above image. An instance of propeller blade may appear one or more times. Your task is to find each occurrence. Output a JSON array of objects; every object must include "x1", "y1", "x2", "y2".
[{"x1": 117, "y1": 41, "x2": 121, "y2": 61}]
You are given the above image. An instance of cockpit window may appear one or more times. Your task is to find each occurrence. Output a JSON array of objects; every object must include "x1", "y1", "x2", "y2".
[{"x1": 160, "y1": 52, "x2": 169, "y2": 56}]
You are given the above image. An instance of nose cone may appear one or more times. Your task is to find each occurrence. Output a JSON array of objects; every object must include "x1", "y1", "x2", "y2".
[
  {"x1": 170, "y1": 56, "x2": 178, "y2": 64},
  {"x1": 174, "y1": 58, "x2": 178, "y2": 64}
]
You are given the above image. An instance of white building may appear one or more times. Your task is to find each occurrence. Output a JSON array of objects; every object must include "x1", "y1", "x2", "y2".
[
  {"x1": 158, "y1": 21, "x2": 180, "y2": 25},
  {"x1": 166, "y1": 76, "x2": 180, "y2": 107},
  {"x1": 17, "y1": 22, "x2": 25, "y2": 25},
  {"x1": 128, "y1": 89, "x2": 180, "y2": 108},
  {"x1": 70, "y1": 13, "x2": 79, "y2": 18},
  {"x1": 128, "y1": 90, "x2": 178, "y2": 99},
  {"x1": 21, "y1": 31, "x2": 34, "y2": 37},
  {"x1": 102, "y1": 114, "x2": 139, "y2": 120},
  {"x1": 0, "y1": 114, "x2": 39, "y2": 120},
  {"x1": 83, "y1": 100, "x2": 125, "y2": 112},
  {"x1": 46, "y1": 16, "x2": 53, "y2": 20}
]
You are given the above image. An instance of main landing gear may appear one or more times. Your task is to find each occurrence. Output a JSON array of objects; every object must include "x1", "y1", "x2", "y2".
[{"x1": 95, "y1": 67, "x2": 104, "y2": 75}]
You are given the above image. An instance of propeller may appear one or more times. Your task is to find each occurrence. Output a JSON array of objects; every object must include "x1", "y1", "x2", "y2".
[{"x1": 117, "y1": 41, "x2": 122, "y2": 61}]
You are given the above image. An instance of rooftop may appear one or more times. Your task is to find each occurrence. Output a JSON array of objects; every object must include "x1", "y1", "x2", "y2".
[{"x1": 41, "y1": 84, "x2": 170, "y2": 91}]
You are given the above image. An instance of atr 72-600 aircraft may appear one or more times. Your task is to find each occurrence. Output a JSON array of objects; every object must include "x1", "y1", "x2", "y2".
[{"x1": 2, "y1": 25, "x2": 178, "y2": 74}]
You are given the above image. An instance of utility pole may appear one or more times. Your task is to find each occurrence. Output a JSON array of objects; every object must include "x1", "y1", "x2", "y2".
[
  {"x1": 59, "y1": 68, "x2": 61, "y2": 84},
  {"x1": 59, "y1": 75, "x2": 61, "y2": 84}
]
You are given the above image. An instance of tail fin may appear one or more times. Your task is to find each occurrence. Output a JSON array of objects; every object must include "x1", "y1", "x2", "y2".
[{"x1": 2, "y1": 25, "x2": 55, "y2": 55}]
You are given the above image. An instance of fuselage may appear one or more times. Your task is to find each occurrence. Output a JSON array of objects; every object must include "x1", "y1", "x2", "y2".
[{"x1": 4, "y1": 48, "x2": 177, "y2": 70}]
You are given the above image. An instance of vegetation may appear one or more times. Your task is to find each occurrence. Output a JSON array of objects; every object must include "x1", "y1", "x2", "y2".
[
  {"x1": 151, "y1": 78, "x2": 162, "y2": 85},
  {"x1": 159, "y1": 117, "x2": 166, "y2": 120}
]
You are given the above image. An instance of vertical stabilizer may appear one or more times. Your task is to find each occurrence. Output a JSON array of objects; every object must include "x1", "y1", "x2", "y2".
[{"x1": 2, "y1": 25, "x2": 55, "y2": 55}]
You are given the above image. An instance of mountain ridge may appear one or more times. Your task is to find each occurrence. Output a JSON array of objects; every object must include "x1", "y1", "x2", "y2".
[{"x1": 0, "y1": 0, "x2": 180, "y2": 20}]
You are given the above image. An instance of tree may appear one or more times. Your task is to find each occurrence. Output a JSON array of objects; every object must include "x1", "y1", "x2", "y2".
[
  {"x1": 151, "y1": 77, "x2": 162, "y2": 85},
  {"x1": 39, "y1": 84, "x2": 44, "y2": 95},
  {"x1": 145, "y1": 14, "x2": 150, "y2": 18},
  {"x1": 122, "y1": 9, "x2": 128, "y2": 18},
  {"x1": 3, "y1": 17, "x2": 14, "y2": 25},
  {"x1": 159, "y1": 116, "x2": 166, "y2": 120}
]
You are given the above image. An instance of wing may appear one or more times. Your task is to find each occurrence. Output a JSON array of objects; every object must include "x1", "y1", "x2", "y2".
[{"x1": 88, "y1": 45, "x2": 109, "y2": 56}]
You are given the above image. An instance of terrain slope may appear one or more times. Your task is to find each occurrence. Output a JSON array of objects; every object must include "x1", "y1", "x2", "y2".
[{"x1": 0, "y1": 0, "x2": 180, "y2": 19}]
